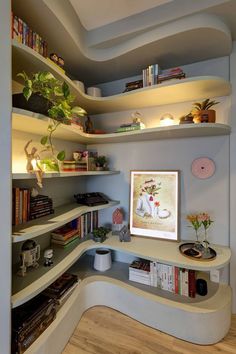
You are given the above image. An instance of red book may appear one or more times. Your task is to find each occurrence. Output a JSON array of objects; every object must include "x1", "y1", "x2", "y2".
[
  {"x1": 14, "y1": 187, "x2": 20, "y2": 225},
  {"x1": 188, "y1": 270, "x2": 196, "y2": 298},
  {"x1": 174, "y1": 266, "x2": 179, "y2": 294}
]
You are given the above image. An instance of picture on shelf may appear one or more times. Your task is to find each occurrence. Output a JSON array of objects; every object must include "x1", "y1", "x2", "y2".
[{"x1": 130, "y1": 170, "x2": 179, "y2": 241}]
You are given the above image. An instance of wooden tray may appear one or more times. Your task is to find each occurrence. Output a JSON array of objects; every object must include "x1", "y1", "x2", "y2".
[{"x1": 179, "y1": 242, "x2": 217, "y2": 261}]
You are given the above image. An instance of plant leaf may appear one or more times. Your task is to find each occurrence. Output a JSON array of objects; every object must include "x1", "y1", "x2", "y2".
[
  {"x1": 22, "y1": 87, "x2": 32, "y2": 100},
  {"x1": 57, "y1": 150, "x2": 65, "y2": 161},
  {"x1": 40, "y1": 136, "x2": 48, "y2": 145},
  {"x1": 71, "y1": 106, "x2": 87, "y2": 116},
  {"x1": 62, "y1": 82, "x2": 70, "y2": 99}
]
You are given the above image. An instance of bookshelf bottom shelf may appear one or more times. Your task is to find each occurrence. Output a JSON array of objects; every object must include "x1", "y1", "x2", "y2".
[{"x1": 24, "y1": 256, "x2": 231, "y2": 354}]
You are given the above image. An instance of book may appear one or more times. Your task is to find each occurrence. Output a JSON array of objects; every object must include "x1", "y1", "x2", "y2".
[
  {"x1": 43, "y1": 273, "x2": 78, "y2": 298},
  {"x1": 51, "y1": 233, "x2": 79, "y2": 246},
  {"x1": 188, "y1": 270, "x2": 196, "y2": 298}
]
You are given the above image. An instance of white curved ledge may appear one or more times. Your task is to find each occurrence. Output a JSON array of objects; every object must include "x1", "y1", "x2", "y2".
[
  {"x1": 12, "y1": 235, "x2": 231, "y2": 308},
  {"x1": 24, "y1": 277, "x2": 231, "y2": 354}
]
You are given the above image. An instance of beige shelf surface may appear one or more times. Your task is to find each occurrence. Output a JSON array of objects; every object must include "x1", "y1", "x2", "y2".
[
  {"x1": 12, "y1": 108, "x2": 230, "y2": 145},
  {"x1": 12, "y1": 234, "x2": 231, "y2": 308},
  {"x1": 12, "y1": 201, "x2": 119, "y2": 243},
  {"x1": 12, "y1": 170, "x2": 120, "y2": 180},
  {"x1": 12, "y1": 41, "x2": 231, "y2": 114}
]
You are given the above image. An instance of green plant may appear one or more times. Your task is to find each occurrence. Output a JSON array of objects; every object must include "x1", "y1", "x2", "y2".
[
  {"x1": 95, "y1": 155, "x2": 107, "y2": 167},
  {"x1": 192, "y1": 98, "x2": 219, "y2": 111},
  {"x1": 92, "y1": 227, "x2": 109, "y2": 242},
  {"x1": 18, "y1": 71, "x2": 86, "y2": 171},
  {"x1": 18, "y1": 71, "x2": 86, "y2": 123}
]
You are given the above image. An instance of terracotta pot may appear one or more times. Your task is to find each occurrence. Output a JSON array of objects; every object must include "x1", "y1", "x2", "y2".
[{"x1": 194, "y1": 109, "x2": 216, "y2": 123}]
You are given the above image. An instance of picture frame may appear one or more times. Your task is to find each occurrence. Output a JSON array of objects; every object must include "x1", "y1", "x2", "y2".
[{"x1": 130, "y1": 170, "x2": 179, "y2": 241}]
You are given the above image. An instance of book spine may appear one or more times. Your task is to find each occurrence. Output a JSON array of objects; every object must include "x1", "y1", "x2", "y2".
[
  {"x1": 188, "y1": 270, "x2": 196, "y2": 298},
  {"x1": 181, "y1": 269, "x2": 189, "y2": 297},
  {"x1": 29, "y1": 209, "x2": 54, "y2": 220},
  {"x1": 174, "y1": 266, "x2": 179, "y2": 294}
]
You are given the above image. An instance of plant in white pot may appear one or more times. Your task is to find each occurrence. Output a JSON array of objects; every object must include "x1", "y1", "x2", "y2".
[{"x1": 192, "y1": 98, "x2": 219, "y2": 123}]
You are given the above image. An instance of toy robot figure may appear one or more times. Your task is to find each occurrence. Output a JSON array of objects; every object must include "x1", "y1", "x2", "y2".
[
  {"x1": 44, "y1": 249, "x2": 54, "y2": 267},
  {"x1": 18, "y1": 240, "x2": 40, "y2": 277}
]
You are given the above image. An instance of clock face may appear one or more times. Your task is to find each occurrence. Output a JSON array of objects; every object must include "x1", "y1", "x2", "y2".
[{"x1": 191, "y1": 157, "x2": 216, "y2": 179}]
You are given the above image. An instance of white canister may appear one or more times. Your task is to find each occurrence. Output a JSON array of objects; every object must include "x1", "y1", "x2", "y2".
[
  {"x1": 87, "y1": 86, "x2": 102, "y2": 97},
  {"x1": 73, "y1": 80, "x2": 85, "y2": 93},
  {"x1": 94, "y1": 249, "x2": 112, "y2": 271}
]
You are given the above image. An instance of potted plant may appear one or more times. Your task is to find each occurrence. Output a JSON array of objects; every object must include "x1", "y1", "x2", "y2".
[
  {"x1": 192, "y1": 98, "x2": 219, "y2": 123},
  {"x1": 14, "y1": 71, "x2": 86, "y2": 124},
  {"x1": 15, "y1": 71, "x2": 86, "y2": 171},
  {"x1": 94, "y1": 155, "x2": 108, "y2": 171},
  {"x1": 92, "y1": 227, "x2": 109, "y2": 243}
]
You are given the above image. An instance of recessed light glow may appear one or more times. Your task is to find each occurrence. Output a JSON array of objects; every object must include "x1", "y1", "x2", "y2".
[{"x1": 160, "y1": 113, "x2": 175, "y2": 126}]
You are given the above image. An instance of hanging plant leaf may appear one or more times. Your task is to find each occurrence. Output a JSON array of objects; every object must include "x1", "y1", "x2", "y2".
[
  {"x1": 40, "y1": 136, "x2": 48, "y2": 145},
  {"x1": 57, "y1": 150, "x2": 65, "y2": 161}
]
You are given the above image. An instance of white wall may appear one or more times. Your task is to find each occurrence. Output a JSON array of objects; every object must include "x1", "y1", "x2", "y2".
[
  {"x1": 0, "y1": 2, "x2": 12, "y2": 353},
  {"x1": 230, "y1": 42, "x2": 236, "y2": 313},
  {"x1": 87, "y1": 57, "x2": 231, "y2": 285}
]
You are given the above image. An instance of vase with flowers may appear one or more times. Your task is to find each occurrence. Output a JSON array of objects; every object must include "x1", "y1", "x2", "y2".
[
  {"x1": 198, "y1": 213, "x2": 214, "y2": 257},
  {"x1": 186, "y1": 214, "x2": 203, "y2": 250}
]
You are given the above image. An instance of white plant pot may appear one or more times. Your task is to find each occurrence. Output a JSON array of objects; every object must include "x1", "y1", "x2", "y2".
[{"x1": 94, "y1": 249, "x2": 112, "y2": 271}]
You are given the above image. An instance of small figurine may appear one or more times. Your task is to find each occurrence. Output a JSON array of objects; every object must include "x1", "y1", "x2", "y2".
[
  {"x1": 112, "y1": 208, "x2": 124, "y2": 235},
  {"x1": 131, "y1": 111, "x2": 145, "y2": 129},
  {"x1": 44, "y1": 249, "x2": 54, "y2": 267},
  {"x1": 49, "y1": 52, "x2": 58, "y2": 64},
  {"x1": 18, "y1": 240, "x2": 40, "y2": 277},
  {"x1": 118, "y1": 225, "x2": 131, "y2": 242},
  {"x1": 57, "y1": 56, "x2": 65, "y2": 69},
  {"x1": 85, "y1": 116, "x2": 93, "y2": 133},
  {"x1": 24, "y1": 140, "x2": 43, "y2": 188}
]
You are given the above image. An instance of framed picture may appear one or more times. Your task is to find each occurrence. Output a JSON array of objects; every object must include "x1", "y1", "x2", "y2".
[{"x1": 130, "y1": 170, "x2": 179, "y2": 241}]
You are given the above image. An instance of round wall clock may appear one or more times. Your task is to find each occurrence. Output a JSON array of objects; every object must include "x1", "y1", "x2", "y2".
[{"x1": 191, "y1": 157, "x2": 216, "y2": 179}]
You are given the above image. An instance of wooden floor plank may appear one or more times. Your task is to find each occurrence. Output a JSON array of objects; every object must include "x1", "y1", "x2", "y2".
[{"x1": 62, "y1": 306, "x2": 236, "y2": 354}]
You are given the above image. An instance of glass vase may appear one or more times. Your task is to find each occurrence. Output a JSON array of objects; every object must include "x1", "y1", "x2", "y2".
[
  {"x1": 202, "y1": 229, "x2": 211, "y2": 258},
  {"x1": 193, "y1": 229, "x2": 202, "y2": 250}
]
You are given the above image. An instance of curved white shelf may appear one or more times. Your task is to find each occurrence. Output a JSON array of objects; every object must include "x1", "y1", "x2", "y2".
[
  {"x1": 12, "y1": 41, "x2": 231, "y2": 114},
  {"x1": 12, "y1": 170, "x2": 120, "y2": 180},
  {"x1": 12, "y1": 234, "x2": 231, "y2": 308},
  {"x1": 12, "y1": 201, "x2": 119, "y2": 243},
  {"x1": 24, "y1": 277, "x2": 231, "y2": 354},
  {"x1": 12, "y1": 108, "x2": 230, "y2": 144}
]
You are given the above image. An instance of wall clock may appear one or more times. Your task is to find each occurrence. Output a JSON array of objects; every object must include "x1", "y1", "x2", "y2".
[{"x1": 191, "y1": 157, "x2": 216, "y2": 179}]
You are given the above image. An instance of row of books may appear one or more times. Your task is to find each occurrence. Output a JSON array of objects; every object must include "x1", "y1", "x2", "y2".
[
  {"x1": 51, "y1": 211, "x2": 99, "y2": 248},
  {"x1": 12, "y1": 273, "x2": 79, "y2": 353},
  {"x1": 12, "y1": 188, "x2": 54, "y2": 226},
  {"x1": 129, "y1": 260, "x2": 196, "y2": 298},
  {"x1": 142, "y1": 64, "x2": 160, "y2": 87},
  {"x1": 12, "y1": 12, "x2": 48, "y2": 58}
]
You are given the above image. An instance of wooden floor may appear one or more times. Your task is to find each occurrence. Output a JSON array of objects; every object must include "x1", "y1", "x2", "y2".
[{"x1": 62, "y1": 306, "x2": 236, "y2": 354}]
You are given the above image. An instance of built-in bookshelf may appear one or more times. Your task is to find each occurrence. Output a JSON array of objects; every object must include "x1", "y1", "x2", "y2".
[
  {"x1": 12, "y1": 41, "x2": 231, "y2": 115},
  {"x1": 12, "y1": 108, "x2": 231, "y2": 145},
  {"x1": 12, "y1": 234, "x2": 231, "y2": 308},
  {"x1": 12, "y1": 201, "x2": 119, "y2": 243},
  {"x1": 12, "y1": 234, "x2": 231, "y2": 349}
]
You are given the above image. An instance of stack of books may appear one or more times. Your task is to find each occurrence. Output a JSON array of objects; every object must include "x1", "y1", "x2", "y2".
[
  {"x1": 142, "y1": 64, "x2": 160, "y2": 87},
  {"x1": 129, "y1": 260, "x2": 196, "y2": 298},
  {"x1": 123, "y1": 79, "x2": 143, "y2": 92},
  {"x1": 30, "y1": 194, "x2": 54, "y2": 220},
  {"x1": 51, "y1": 211, "x2": 99, "y2": 248},
  {"x1": 43, "y1": 273, "x2": 79, "y2": 308},
  {"x1": 158, "y1": 67, "x2": 185, "y2": 83},
  {"x1": 116, "y1": 122, "x2": 145, "y2": 133},
  {"x1": 60, "y1": 151, "x2": 97, "y2": 172},
  {"x1": 12, "y1": 294, "x2": 56, "y2": 354},
  {"x1": 12, "y1": 12, "x2": 48, "y2": 58},
  {"x1": 51, "y1": 223, "x2": 80, "y2": 248}
]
